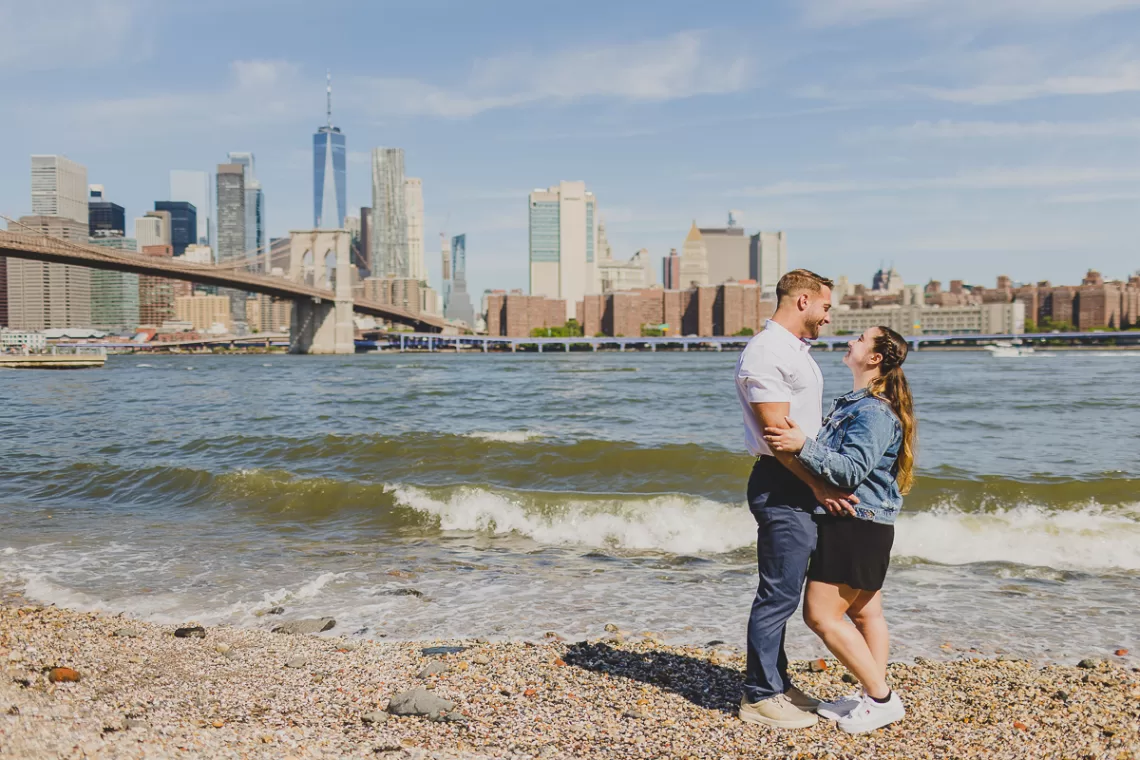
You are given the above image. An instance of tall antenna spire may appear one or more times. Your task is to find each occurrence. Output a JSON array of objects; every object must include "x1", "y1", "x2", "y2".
[{"x1": 326, "y1": 69, "x2": 333, "y2": 129}]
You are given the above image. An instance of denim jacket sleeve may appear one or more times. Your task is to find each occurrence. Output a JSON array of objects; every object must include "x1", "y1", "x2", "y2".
[{"x1": 797, "y1": 402, "x2": 898, "y2": 490}]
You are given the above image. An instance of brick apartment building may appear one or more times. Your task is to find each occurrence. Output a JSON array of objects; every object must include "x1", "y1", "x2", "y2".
[{"x1": 485, "y1": 290, "x2": 567, "y2": 337}]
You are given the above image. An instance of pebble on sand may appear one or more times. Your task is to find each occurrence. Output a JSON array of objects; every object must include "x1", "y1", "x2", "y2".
[
  {"x1": 284, "y1": 656, "x2": 308, "y2": 669},
  {"x1": 271, "y1": 618, "x2": 336, "y2": 635},
  {"x1": 173, "y1": 626, "x2": 206, "y2": 639},
  {"x1": 386, "y1": 687, "x2": 455, "y2": 718},
  {"x1": 46, "y1": 667, "x2": 80, "y2": 683}
]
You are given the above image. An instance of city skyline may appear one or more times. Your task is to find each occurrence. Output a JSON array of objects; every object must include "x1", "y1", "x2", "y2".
[{"x1": 4, "y1": 2, "x2": 1140, "y2": 301}]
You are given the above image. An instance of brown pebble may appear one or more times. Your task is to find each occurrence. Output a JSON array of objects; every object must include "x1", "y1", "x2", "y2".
[
  {"x1": 524, "y1": 688, "x2": 537, "y2": 697},
  {"x1": 47, "y1": 667, "x2": 80, "y2": 683},
  {"x1": 1114, "y1": 649, "x2": 1129, "y2": 656},
  {"x1": 212, "y1": 720, "x2": 225, "y2": 728},
  {"x1": 809, "y1": 659, "x2": 828, "y2": 672},
  {"x1": 1013, "y1": 721, "x2": 1028, "y2": 731}
]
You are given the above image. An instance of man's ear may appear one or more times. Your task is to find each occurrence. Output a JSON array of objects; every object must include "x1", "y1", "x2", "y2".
[{"x1": 797, "y1": 293, "x2": 810, "y2": 311}]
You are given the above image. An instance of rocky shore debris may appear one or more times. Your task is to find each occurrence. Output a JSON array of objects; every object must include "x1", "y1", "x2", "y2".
[
  {"x1": 421, "y1": 645, "x2": 466, "y2": 656},
  {"x1": 173, "y1": 626, "x2": 206, "y2": 639},
  {"x1": 2, "y1": 602, "x2": 1138, "y2": 759},
  {"x1": 284, "y1": 656, "x2": 308, "y2": 669},
  {"x1": 271, "y1": 617, "x2": 336, "y2": 635},
  {"x1": 418, "y1": 661, "x2": 450, "y2": 678},
  {"x1": 112, "y1": 628, "x2": 140, "y2": 638}
]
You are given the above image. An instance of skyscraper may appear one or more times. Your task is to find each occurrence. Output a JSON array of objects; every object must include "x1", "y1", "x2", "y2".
[
  {"x1": 31, "y1": 155, "x2": 87, "y2": 224},
  {"x1": 701, "y1": 214, "x2": 749, "y2": 285},
  {"x1": 444, "y1": 234, "x2": 475, "y2": 326},
  {"x1": 749, "y1": 231, "x2": 788, "y2": 295},
  {"x1": 662, "y1": 249, "x2": 681, "y2": 290},
  {"x1": 370, "y1": 148, "x2": 407, "y2": 278},
  {"x1": 313, "y1": 72, "x2": 346, "y2": 229},
  {"x1": 170, "y1": 170, "x2": 212, "y2": 245},
  {"x1": 154, "y1": 201, "x2": 197, "y2": 256},
  {"x1": 440, "y1": 232, "x2": 452, "y2": 314},
  {"x1": 227, "y1": 152, "x2": 264, "y2": 268},
  {"x1": 88, "y1": 236, "x2": 140, "y2": 332},
  {"x1": 88, "y1": 185, "x2": 125, "y2": 237},
  {"x1": 134, "y1": 211, "x2": 171, "y2": 250},
  {"x1": 216, "y1": 163, "x2": 247, "y2": 322},
  {"x1": 528, "y1": 181, "x2": 596, "y2": 320},
  {"x1": 679, "y1": 222, "x2": 709, "y2": 288},
  {"x1": 6, "y1": 216, "x2": 92, "y2": 330},
  {"x1": 405, "y1": 178, "x2": 425, "y2": 281}
]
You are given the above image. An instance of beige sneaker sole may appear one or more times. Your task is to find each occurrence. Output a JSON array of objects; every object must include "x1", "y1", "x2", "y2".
[{"x1": 738, "y1": 707, "x2": 819, "y2": 729}]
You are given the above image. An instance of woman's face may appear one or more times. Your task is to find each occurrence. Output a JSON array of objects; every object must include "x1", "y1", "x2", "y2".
[{"x1": 842, "y1": 327, "x2": 883, "y2": 372}]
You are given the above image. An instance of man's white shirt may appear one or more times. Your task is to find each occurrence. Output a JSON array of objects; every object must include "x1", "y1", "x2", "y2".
[{"x1": 735, "y1": 319, "x2": 824, "y2": 457}]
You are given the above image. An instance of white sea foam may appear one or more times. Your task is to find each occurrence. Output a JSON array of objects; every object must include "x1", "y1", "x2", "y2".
[
  {"x1": 2, "y1": 548, "x2": 16, "y2": 555},
  {"x1": 896, "y1": 504, "x2": 1140, "y2": 572},
  {"x1": 464, "y1": 431, "x2": 543, "y2": 443},
  {"x1": 388, "y1": 484, "x2": 1140, "y2": 571},
  {"x1": 387, "y1": 484, "x2": 755, "y2": 554}
]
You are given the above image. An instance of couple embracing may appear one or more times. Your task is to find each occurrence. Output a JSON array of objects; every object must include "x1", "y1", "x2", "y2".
[{"x1": 734, "y1": 269, "x2": 917, "y2": 735}]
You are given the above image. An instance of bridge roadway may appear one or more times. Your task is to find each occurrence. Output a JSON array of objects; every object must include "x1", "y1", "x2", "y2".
[{"x1": 0, "y1": 231, "x2": 445, "y2": 333}]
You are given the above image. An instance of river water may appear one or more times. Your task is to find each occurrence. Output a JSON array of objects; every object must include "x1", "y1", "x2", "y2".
[{"x1": 2, "y1": 349, "x2": 1137, "y2": 661}]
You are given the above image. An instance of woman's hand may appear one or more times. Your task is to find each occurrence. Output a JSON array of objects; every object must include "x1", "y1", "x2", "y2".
[{"x1": 763, "y1": 417, "x2": 807, "y2": 453}]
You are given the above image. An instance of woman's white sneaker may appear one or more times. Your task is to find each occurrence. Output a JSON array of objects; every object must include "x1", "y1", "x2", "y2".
[
  {"x1": 817, "y1": 692, "x2": 862, "y2": 721},
  {"x1": 836, "y1": 691, "x2": 905, "y2": 734}
]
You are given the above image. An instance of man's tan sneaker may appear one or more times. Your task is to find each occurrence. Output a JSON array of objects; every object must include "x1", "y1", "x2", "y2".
[
  {"x1": 738, "y1": 694, "x2": 819, "y2": 728},
  {"x1": 785, "y1": 684, "x2": 821, "y2": 712}
]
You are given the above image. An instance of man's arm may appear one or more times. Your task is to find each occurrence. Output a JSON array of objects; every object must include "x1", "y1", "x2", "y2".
[{"x1": 753, "y1": 402, "x2": 858, "y2": 516}]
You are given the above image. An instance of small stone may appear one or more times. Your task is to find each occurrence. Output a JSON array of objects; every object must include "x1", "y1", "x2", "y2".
[
  {"x1": 706, "y1": 640, "x2": 725, "y2": 647},
  {"x1": 624, "y1": 709, "x2": 648, "y2": 720},
  {"x1": 214, "y1": 644, "x2": 232, "y2": 655},
  {"x1": 418, "y1": 661, "x2": 450, "y2": 678},
  {"x1": 473, "y1": 653, "x2": 490, "y2": 665},
  {"x1": 1013, "y1": 721, "x2": 1028, "y2": 731},
  {"x1": 842, "y1": 672, "x2": 859, "y2": 685},
  {"x1": 128, "y1": 656, "x2": 143, "y2": 664},
  {"x1": 285, "y1": 656, "x2": 308, "y2": 669},
  {"x1": 267, "y1": 606, "x2": 285, "y2": 615},
  {"x1": 421, "y1": 646, "x2": 466, "y2": 656},
  {"x1": 604, "y1": 623, "x2": 619, "y2": 632},
  {"x1": 384, "y1": 588, "x2": 425, "y2": 598},
  {"x1": 1052, "y1": 690, "x2": 1070, "y2": 701},
  {"x1": 1114, "y1": 648, "x2": 1129, "y2": 656},
  {"x1": 362, "y1": 711, "x2": 389, "y2": 725},
  {"x1": 337, "y1": 642, "x2": 359, "y2": 652},
  {"x1": 173, "y1": 626, "x2": 206, "y2": 639},
  {"x1": 1077, "y1": 658, "x2": 1102, "y2": 669},
  {"x1": 429, "y1": 710, "x2": 467, "y2": 723},
  {"x1": 212, "y1": 719, "x2": 225, "y2": 728},
  {"x1": 385, "y1": 687, "x2": 455, "y2": 718},
  {"x1": 113, "y1": 628, "x2": 140, "y2": 638},
  {"x1": 124, "y1": 719, "x2": 145, "y2": 730},
  {"x1": 7, "y1": 705, "x2": 19, "y2": 716},
  {"x1": 544, "y1": 631, "x2": 563, "y2": 640},
  {"x1": 809, "y1": 659, "x2": 828, "y2": 672},
  {"x1": 454, "y1": 661, "x2": 470, "y2": 671},
  {"x1": 6, "y1": 652, "x2": 23, "y2": 662},
  {"x1": 272, "y1": 618, "x2": 336, "y2": 635},
  {"x1": 47, "y1": 667, "x2": 81, "y2": 683}
]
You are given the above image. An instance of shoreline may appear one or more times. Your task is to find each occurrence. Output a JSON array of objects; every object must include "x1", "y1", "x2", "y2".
[{"x1": 1, "y1": 602, "x2": 1136, "y2": 759}]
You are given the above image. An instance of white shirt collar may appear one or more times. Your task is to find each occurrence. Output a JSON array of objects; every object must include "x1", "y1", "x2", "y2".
[{"x1": 763, "y1": 319, "x2": 812, "y2": 351}]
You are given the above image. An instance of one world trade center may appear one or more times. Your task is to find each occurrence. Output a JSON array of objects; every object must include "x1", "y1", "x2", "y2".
[{"x1": 313, "y1": 72, "x2": 346, "y2": 229}]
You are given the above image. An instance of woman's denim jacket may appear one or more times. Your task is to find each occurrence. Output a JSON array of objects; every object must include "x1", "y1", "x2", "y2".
[{"x1": 797, "y1": 387, "x2": 903, "y2": 525}]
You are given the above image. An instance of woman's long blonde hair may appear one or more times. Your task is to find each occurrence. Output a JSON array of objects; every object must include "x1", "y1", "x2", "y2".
[{"x1": 869, "y1": 327, "x2": 917, "y2": 494}]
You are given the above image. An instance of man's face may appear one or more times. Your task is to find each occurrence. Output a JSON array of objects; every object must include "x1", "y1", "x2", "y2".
[{"x1": 802, "y1": 286, "x2": 832, "y2": 339}]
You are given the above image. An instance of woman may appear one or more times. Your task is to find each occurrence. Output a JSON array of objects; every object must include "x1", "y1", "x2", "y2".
[{"x1": 763, "y1": 325, "x2": 916, "y2": 735}]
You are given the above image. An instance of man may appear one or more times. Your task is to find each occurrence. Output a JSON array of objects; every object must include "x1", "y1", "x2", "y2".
[{"x1": 735, "y1": 269, "x2": 858, "y2": 729}]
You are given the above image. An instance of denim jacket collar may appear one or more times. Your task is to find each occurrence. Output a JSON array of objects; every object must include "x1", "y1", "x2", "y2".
[{"x1": 838, "y1": 387, "x2": 872, "y2": 403}]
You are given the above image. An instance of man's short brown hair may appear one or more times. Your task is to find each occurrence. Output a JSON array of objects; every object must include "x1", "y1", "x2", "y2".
[{"x1": 777, "y1": 269, "x2": 834, "y2": 301}]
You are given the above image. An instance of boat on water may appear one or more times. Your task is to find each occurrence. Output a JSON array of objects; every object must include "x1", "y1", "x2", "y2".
[
  {"x1": 0, "y1": 347, "x2": 107, "y2": 369},
  {"x1": 985, "y1": 340, "x2": 1035, "y2": 358}
]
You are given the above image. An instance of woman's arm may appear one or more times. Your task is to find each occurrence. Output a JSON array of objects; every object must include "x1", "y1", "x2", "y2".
[{"x1": 795, "y1": 405, "x2": 899, "y2": 491}]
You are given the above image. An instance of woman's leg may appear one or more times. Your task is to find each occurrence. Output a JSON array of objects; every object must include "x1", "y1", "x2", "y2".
[
  {"x1": 803, "y1": 581, "x2": 889, "y2": 698},
  {"x1": 847, "y1": 590, "x2": 889, "y2": 680}
]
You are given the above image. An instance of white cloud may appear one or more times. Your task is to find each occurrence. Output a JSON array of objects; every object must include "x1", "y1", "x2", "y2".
[
  {"x1": 918, "y1": 61, "x2": 1140, "y2": 104},
  {"x1": 803, "y1": 0, "x2": 1140, "y2": 26},
  {"x1": 739, "y1": 166, "x2": 1140, "y2": 197},
  {"x1": 352, "y1": 31, "x2": 753, "y2": 119},
  {"x1": 0, "y1": 0, "x2": 151, "y2": 70},
  {"x1": 871, "y1": 118, "x2": 1140, "y2": 139}
]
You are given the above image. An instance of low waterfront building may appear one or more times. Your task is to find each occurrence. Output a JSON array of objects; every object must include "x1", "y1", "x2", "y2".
[
  {"x1": 825, "y1": 301, "x2": 1025, "y2": 337},
  {"x1": 1, "y1": 329, "x2": 47, "y2": 351},
  {"x1": 486, "y1": 291, "x2": 567, "y2": 337},
  {"x1": 574, "y1": 281, "x2": 776, "y2": 338}
]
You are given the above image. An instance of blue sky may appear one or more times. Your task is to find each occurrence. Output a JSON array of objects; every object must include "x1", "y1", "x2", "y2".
[{"x1": 3, "y1": 0, "x2": 1140, "y2": 298}]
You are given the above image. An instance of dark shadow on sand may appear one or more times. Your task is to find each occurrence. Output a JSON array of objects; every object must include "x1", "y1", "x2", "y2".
[{"x1": 563, "y1": 641, "x2": 744, "y2": 714}]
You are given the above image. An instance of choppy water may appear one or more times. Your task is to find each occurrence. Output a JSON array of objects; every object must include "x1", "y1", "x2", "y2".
[{"x1": 2, "y1": 350, "x2": 1138, "y2": 661}]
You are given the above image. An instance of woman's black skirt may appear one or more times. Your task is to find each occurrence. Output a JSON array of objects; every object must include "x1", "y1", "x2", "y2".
[{"x1": 807, "y1": 514, "x2": 895, "y2": 592}]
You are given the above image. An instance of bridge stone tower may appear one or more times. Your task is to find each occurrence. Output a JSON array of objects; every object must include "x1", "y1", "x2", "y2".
[{"x1": 287, "y1": 229, "x2": 354, "y2": 354}]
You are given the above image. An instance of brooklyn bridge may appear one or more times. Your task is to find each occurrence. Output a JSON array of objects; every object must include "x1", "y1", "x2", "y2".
[{"x1": 0, "y1": 227, "x2": 445, "y2": 354}]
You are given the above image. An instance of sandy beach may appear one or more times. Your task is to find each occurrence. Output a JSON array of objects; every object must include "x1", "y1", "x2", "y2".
[{"x1": 0, "y1": 602, "x2": 1135, "y2": 760}]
